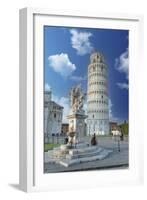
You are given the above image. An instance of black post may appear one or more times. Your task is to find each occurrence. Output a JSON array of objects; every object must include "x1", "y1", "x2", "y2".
[
  {"x1": 118, "y1": 137, "x2": 120, "y2": 152},
  {"x1": 57, "y1": 134, "x2": 59, "y2": 144}
]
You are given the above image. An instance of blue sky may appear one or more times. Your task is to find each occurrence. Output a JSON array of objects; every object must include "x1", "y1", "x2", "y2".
[{"x1": 44, "y1": 26, "x2": 129, "y2": 124}]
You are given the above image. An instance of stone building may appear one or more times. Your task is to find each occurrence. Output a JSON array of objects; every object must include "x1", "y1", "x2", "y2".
[
  {"x1": 87, "y1": 52, "x2": 109, "y2": 135},
  {"x1": 44, "y1": 90, "x2": 63, "y2": 143},
  {"x1": 109, "y1": 122, "x2": 118, "y2": 133}
]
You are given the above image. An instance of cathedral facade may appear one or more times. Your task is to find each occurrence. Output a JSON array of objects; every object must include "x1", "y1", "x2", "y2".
[
  {"x1": 87, "y1": 52, "x2": 109, "y2": 135},
  {"x1": 44, "y1": 90, "x2": 63, "y2": 143}
]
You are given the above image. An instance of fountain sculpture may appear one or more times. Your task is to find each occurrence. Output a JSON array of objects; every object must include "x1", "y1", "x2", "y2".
[{"x1": 45, "y1": 84, "x2": 113, "y2": 168}]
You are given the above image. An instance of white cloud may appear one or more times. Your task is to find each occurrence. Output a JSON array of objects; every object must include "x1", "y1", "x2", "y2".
[
  {"x1": 109, "y1": 98, "x2": 119, "y2": 122},
  {"x1": 109, "y1": 98, "x2": 113, "y2": 120},
  {"x1": 48, "y1": 53, "x2": 76, "y2": 77},
  {"x1": 115, "y1": 49, "x2": 129, "y2": 91},
  {"x1": 117, "y1": 82, "x2": 128, "y2": 90},
  {"x1": 58, "y1": 97, "x2": 70, "y2": 123},
  {"x1": 70, "y1": 75, "x2": 87, "y2": 82},
  {"x1": 115, "y1": 49, "x2": 129, "y2": 79},
  {"x1": 52, "y1": 95, "x2": 70, "y2": 123},
  {"x1": 70, "y1": 29, "x2": 93, "y2": 55},
  {"x1": 45, "y1": 83, "x2": 51, "y2": 91}
]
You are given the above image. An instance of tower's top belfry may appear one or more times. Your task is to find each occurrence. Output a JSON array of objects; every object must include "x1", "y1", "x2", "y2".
[{"x1": 90, "y1": 52, "x2": 106, "y2": 64}]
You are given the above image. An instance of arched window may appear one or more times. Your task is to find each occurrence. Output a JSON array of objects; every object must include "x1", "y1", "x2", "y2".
[
  {"x1": 93, "y1": 66, "x2": 96, "y2": 72},
  {"x1": 93, "y1": 58, "x2": 96, "y2": 63}
]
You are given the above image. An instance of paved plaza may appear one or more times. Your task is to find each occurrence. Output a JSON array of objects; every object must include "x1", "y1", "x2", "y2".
[{"x1": 44, "y1": 136, "x2": 129, "y2": 173}]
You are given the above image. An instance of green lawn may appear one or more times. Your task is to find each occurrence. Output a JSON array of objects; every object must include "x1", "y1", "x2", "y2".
[{"x1": 44, "y1": 143, "x2": 61, "y2": 152}]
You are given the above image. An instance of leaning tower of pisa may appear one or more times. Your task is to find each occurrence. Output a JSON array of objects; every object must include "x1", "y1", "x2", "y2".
[{"x1": 87, "y1": 52, "x2": 109, "y2": 135}]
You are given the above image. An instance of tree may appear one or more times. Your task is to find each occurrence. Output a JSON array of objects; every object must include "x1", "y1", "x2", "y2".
[{"x1": 119, "y1": 122, "x2": 128, "y2": 135}]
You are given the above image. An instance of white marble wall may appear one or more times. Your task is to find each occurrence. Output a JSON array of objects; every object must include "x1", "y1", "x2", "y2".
[{"x1": 44, "y1": 92, "x2": 63, "y2": 138}]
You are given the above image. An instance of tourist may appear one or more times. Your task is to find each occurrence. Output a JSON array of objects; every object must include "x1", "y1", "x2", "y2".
[
  {"x1": 64, "y1": 136, "x2": 68, "y2": 144},
  {"x1": 91, "y1": 133, "x2": 97, "y2": 146}
]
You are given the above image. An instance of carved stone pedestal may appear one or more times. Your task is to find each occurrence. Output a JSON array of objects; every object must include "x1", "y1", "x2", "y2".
[{"x1": 67, "y1": 113, "x2": 87, "y2": 140}]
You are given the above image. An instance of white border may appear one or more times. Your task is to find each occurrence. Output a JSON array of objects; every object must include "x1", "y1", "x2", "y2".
[{"x1": 19, "y1": 8, "x2": 144, "y2": 192}]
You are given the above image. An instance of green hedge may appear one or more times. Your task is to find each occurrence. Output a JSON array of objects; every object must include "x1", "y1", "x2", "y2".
[{"x1": 44, "y1": 143, "x2": 61, "y2": 152}]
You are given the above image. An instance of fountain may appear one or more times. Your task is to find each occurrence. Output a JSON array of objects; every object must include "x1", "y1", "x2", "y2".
[{"x1": 45, "y1": 84, "x2": 113, "y2": 167}]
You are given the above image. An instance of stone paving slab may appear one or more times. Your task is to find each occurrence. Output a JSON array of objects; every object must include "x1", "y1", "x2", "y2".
[{"x1": 44, "y1": 136, "x2": 129, "y2": 173}]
